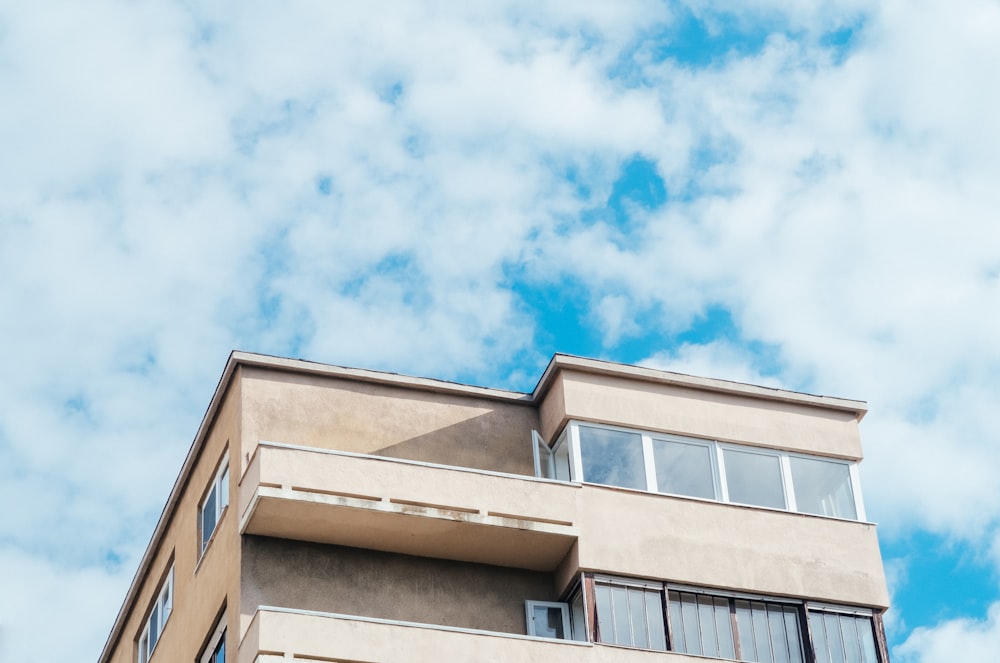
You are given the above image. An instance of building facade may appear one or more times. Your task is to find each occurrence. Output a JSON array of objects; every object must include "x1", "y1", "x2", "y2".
[{"x1": 99, "y1": 352, "x2": 890, "y2": 663}]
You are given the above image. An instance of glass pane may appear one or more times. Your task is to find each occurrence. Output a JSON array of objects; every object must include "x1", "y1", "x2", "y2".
[
  {"x1": 570, "y1": 591, "x2": 587, "y2": 641},
  {"x1": 668, "y1": 592, "x2": 686, "y2": 651},
  {"x1": 553, "y1": 440, "x2": 571, "y2": 481},
  {"x1": 645, "y1": 590, "x2": 667, "y2": 650},
  {"x1": 612, "y1": 585, "x2": 632, "y2": 645},
  {"x1": 716, "y1": 597, "x2": 736, "y2": 660},
  {"x1": 533, "y1": 605, "x2": 565, "y2": 639},
  {"x1": 751, "y1": 601, "x2": 773, "y2": 662},
  {"x1": 783, "y1": 607, "x2": 804, "y2": 663},
  {"x1": 149, "y1": 605, "x2": 160, "y2": 647},
  {"x1": 768, "y1": 605, "x2": 790, "y2": 663},
  {"x1": 789, "y1": 457, "x2": 856, "y2": 519},
  {"x1": 578, "y1": 426, "x2": 646, "y2": 490},
  {"x1": 682, "y1": 593, "x2": 703, "y2": 655},
  {"x1": 202, "y1": 488, "x2": 218, "y2": 549},
  {"x1": 735, "y1": 600, "x2": 755, "y2": 661},
  {"x1": 809, "y1": 612, "x2": 831, "y2": 663},
  {"x1": 723, "y1": 449, "x2": 786, "y2": 509},
  {"x1": 653, "y1": 440, "x2": 716, "y2": 499},
  {"x1": 825, "y1": 613, "x2": 847, "y2": 663},
  {"x1": 628, "y1": 588, "x2": 648, "y2": 648},
  {"x1": 841, "y1": 614, "x2": 862, "y2": 663},
  {"x1": 857, "y1": 617, "x2": 878, "y2": 663},
  {"x1": 698, "y1": 594, "x2": 721, "y2": 657},
  {"x1": 596, "y1": 584, "x2": 614, "y2": 644}
]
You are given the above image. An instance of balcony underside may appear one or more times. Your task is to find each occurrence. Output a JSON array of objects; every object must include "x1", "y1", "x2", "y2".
[{"x1": 241, "y1": 486, "x2": 578, "y2": 571}]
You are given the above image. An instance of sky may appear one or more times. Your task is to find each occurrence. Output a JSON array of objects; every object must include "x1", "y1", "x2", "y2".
[{"x1": 1, "y1": 0, "x2": 998, "y2": 660}]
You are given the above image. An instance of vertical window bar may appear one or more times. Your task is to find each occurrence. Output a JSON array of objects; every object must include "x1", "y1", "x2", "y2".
[
  {"x1": 849, "y1": 463, "x2": 868, "y2": 521},
  {"x1": 641, "y1": 434, "x2": 657, "y2": 492},
  {"x1": 780, "y1": 454, "x2": 797, "y2": 513},
  {"x1": 568, "y1": 424, "x2": 584, "y2": 483},
  {"x1": 716, "y1": 443, "x2": 730, "y2": 502}
]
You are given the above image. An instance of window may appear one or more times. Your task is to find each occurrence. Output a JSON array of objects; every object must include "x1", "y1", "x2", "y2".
[
  {"x1": 578, "y1": 425, "x2": 646, "y2": 490},
  {"x1": 532, "y1": 422, "x2": 866, "y2": 521},
  {"x1": 199, "y1": 614, "x2": 226, "y2": 663},
  {"x1": 652, "y1": 438, "x2": 716, "y2": 500},
  {"x1": 137, "y1": 565, "x2": 173, "y2": 663},
  {"x1": 809, "y1": 609, "x2": 879, "y2": 663},
  {"x1": 593, "y1": 577, "x2": 667, "y2": 650},
  {"x1": 199, "y1": 456, "x2": 229, "y2": 554},
  {"x1": 669, "y1": 590, "x2": 805, "y2": 663},
  {"x1": 790, "y1": 457, "x2": 857, "y2": 519},
  {"x1": 722, "y1": 447, "x2": 786, "y2": 509},
  {"x1": 525, "y1": 601, "x2": 571, "y2": 639}
]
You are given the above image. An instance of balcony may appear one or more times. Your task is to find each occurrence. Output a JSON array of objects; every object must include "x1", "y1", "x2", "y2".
[
  {"x1": 239, "y1": 607, "x2": 710, "y2": 663},
  {"x1": 238, "y1": 442, "x2": 580, "y2": 571}
]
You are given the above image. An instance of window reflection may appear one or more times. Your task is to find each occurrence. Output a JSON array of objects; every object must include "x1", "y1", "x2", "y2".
[
  {"x1": 723, "y1": 449, "x2": 785, "y2": 509},
  {"x1": 578, "y1": 426, "x2": 645, "y2": 490},
  {"x1": 789, "y1": 457, "x2": 857, "y2": 519}
]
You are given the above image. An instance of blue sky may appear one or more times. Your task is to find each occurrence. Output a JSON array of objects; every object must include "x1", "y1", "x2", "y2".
[{"x1": 2, "y1": 1, "x2": 1000, "y2": 661}]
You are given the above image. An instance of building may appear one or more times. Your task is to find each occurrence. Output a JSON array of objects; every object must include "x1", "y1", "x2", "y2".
[{"x1": 98, "y1": 351, "x2": 890, "y2": 663}]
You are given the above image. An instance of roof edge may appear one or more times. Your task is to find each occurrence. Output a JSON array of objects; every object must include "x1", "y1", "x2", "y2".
[{"x1": 532, "y1": 353, "x2": 868, "y2": 419}]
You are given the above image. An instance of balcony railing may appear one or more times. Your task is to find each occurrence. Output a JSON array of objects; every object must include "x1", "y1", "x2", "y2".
[
  {"x1": 239, "y1": 607, "x2": 709, "y2": 663},
  {"x1": 238, "y1": 442, "x2": 580, "y2": 571}
]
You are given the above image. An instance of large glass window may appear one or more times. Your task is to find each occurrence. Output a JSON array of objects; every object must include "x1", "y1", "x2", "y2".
[
  {"x1": 722, "y1": 448, "x2": 786, "y2": 509},
  {"x1": 669, "y1": 591, "x2": 735, "y2": 659},
  {"x1": 578, "y1": 426, "x2": 646, "y2": 490},
  {"x1": 809, "y1": 610, "x2": 879, "y2": 663},
  {"x1": 789, "y1": 457, "x2": 857, "y2": 519},
  {"x1": 653, "y1": 439, "x2": 716, "y2": 499},
  {"x1": 669, "y1": 590, "x2": 804, "y2": 663},
  {"x1": 594, "y1": 578, "x2": 667, "y2": 650},
  {"x1": 533, "y1": 422, "x2": 865, "y2": 522}
]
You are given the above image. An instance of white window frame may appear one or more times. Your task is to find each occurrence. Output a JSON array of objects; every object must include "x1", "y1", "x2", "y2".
[
  {"x1": 199, "y1": 613, "x2": 226, "y2": 663},
  {"x1": 717, "y1": 442, "x2": 790, "y2": 510},
  {"x1": 525, "y1": 600, "x2": 571, "y2": 639},
  {"x1": 137, "y1": 565, "x2": 173, "y2": 663},
  {"x1": 199, "y1": 455, "x2": 230, "y2": 555},
  {"x1": 549, "y1": 420, "x2": 867, "y2": 522}
]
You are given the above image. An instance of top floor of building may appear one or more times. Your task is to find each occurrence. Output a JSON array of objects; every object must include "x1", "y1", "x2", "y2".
[{"x1": 100, "y1": 351, "x2": 888, "y2": 663}]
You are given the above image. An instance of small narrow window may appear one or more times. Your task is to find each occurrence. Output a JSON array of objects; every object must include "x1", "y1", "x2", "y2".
[
  {"x1": 525, "y1": 601, "x2": 571, "y2": 639},
  {"x1": 200, "y1": 456, "x2": 230, "y2": 554},
  {"x1": 594, "y1": 579, "x2": 667, "y2": 650},
  {"x1": 137, "y1": 565, "x2": 173, "y2": 663},
  {"x1": 578, "y1": 425, "x2": 646, "y2": 490},
  {"x1": 199, "y1": 613, "x2": 226, "y2": 663},
  {"x1": 809, "y1": 610, "x2": 880, "y2": 663}
]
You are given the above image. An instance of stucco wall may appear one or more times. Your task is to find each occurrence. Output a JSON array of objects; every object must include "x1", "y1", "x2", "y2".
[
  {"x1": 105, "y1": 373, "x2": 242, "y2": 663},
  {"x1": 240, "y1": 536, "x2": 558, "y2": 634},
  {"x1": 540, "y1": 369, "x2": 864, "y2": 460},
  {"x1": 240, "y1": 367, "x2": 539, "y2": 475}
]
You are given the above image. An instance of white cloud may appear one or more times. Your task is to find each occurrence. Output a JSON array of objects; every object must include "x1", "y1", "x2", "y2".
[
  {"x1": 3, "y1": 0, "x2": 1000, "y2": 658},
  {"x1": 894, "y1": 604, "x2": 1000, "y2": 663}
]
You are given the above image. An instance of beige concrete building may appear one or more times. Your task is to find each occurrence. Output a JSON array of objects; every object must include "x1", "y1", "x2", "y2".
[{"x1": 99, "y1": 351, "x2": 890, "y2": 663}]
